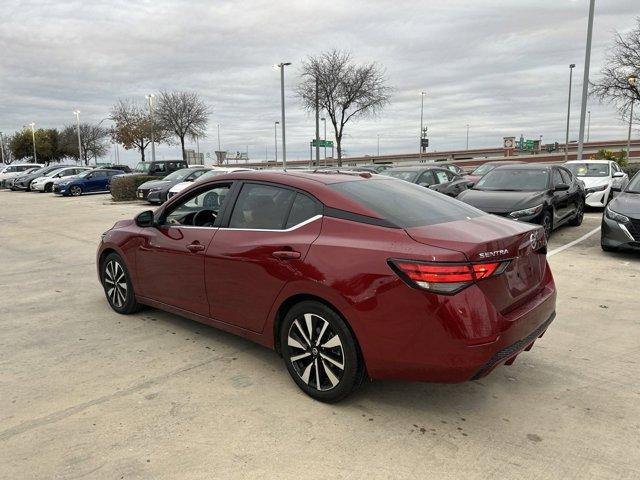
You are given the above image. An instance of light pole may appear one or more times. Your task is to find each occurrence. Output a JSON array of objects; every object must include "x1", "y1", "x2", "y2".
[
  {"x1": 274, "y1": 121, "x2": 279, "y2": 162},
  {"x1": 577, "y1": 0, "x2": 596, "y2": 161},
  {"x1": 217, "y1": 123, "x2": 221, "y2": 152},
  {"x1": 627, "y1": 74, "x2": 638, "y2": 160},
  {"x1": 419, "y1": 91, "x2": 426, "y2": 158},
  {"x1": 466, "y1": 124, "x2": 470, "y2": 150},
  {"x1": 587, "y1": 110, "x2": 591, "y2": 142},
  {"x1": 321, "y1": 117, "x2": 327, "y2": 161},
  {"x1": 565, "y1": 63, "x2": 576, "y2": 162},
  {"x1": 145, "y1": 94, "x2": 156, "y2": 162},
  {"x1": 274, "y1": 62, "x2": 292, "y2": 169},
  {"x1": 28, "y1": 122, "x2": 37, "y2": 163},
  {"x1": 0, "y1": 131, "x2": 5, "y2": 164},
  {"x1": 377, "y1": 134, "x2": 380, "y2": 157},
  {"x1": 73, "y1": 110, "x2": 82, "y2": 165}
]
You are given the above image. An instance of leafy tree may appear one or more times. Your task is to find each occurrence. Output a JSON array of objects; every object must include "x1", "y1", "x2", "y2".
[
  {"x1": 297, "y1": 49, "x2": 391, "y2": 165},
  {"x1": 8, "y1": 128, "x2": 64, "y2": 164},
  {"x1": 590, "y1": 18, "x2": 640, "y2": 125},
  {"x1": 593, "y1": 148, "x2": 628, "y2": 167},
  {"x1": 60, "y1": 123, "x2": 110, "y2": 165},
  {"x1": 110, "y1": 99, "x2": 170, "y2": 161},
  {"x1": 156, "y1": 90, "x2": 210, "y2": 161}
]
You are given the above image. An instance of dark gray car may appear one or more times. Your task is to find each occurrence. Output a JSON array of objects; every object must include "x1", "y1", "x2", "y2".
[
  {"x1": 11, "y1": 164, "x2": 69, "y2": 191},
  {"x1": 137, "y1": 167, "x2": 211, "y2": 204},
  {"x1": 381, "y1": 166, "x2": 469, "y2": 197},
  {"x1": 601, "y1": 172, "x2": 640, "y2": 252}
]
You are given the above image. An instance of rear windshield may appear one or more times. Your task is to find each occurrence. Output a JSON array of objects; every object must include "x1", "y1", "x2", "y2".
[{"x1": 330, "y1": 178, "x2": 485, "y2": 228}]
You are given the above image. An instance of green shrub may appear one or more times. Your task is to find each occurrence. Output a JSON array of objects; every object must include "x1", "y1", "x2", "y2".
[
  {"x1": 623, "y1": 164, "x2": 640, "y2": 178},
  {"x1": 110, "y1": 175, "x2": 156, "y2": 201},
  {"x1": 593, "y1": 148, "x2": 628, "y2": 167}
]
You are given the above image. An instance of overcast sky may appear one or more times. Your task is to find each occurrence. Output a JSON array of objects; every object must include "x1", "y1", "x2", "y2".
[{"x1": 0, "y1": 0, "x2": 638, "y2": 164}]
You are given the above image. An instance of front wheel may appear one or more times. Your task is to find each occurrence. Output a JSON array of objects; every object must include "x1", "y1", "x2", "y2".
[
  {"x1": 44, "y1": 183, "x2": 53, "y2": 193},
  {"x1": 280, "y1": 301, "x2": 363, "y2": 403},
  {"x1": 101, "y1": 253, "x2": 143, "y2": 314},
  {"x1": 540, "y1": 210, "x2": 553, "y2": 239},
  {"x1": 70, "y1": 185, "x2": 82, "y2": 196}
]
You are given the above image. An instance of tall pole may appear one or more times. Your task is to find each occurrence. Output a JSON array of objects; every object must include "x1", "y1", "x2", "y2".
[
  {"x1": 29, "y1": 122, "x2": 37, "y2": 163},
  {"x1": 577, "y1": 0, "x2": 595, "y2": 161},
  {"x1": 315, "y1": 77, "x2": 320, "y2": 166},
  {"x1": 466, "y1": 124, "x2": 470, "y2": 150},
  {"x1": 73, "y1": 111, "x2": 82, "y2": 165},
  {"x1": 321, "y1": 117, "x2": 327, "y2": 161},
  {"x1": 628, "y1": 75, "x2": 638, "y2": 160},
  {"x1": 274, "y1": 121, "x2": 279, "y2": 162},
  {"x1": 196, "y1": 135, "x2": 200, "y2": 163},
  {"x1": 419, "y1": 91, "x2": 426, "y2": 158},
  {"x1": 587, "y1": 110, "x2": 591, "y2": 142},
  {"x1": 377, "y1": 134, "x2": 380, "y2": 157},
  {"x1": 275, "y1": 62, "x2": 291, "y2": 169},
  {"x1": 0, "y1": 132, "x2": 5, "y2": 164},
  {"x1": 146, "y1": 94, "x2": 156, "y2": 162},
  {"x1": 565, "y1": 64, "x2": 576, "y2": 162},
  {"x1": 217, "y1": 123, "x2": 221, "y2": 150}
]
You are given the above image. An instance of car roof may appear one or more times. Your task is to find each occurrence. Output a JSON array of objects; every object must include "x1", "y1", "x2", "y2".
[
  {"x1": 492, "y1": 163, "x2": 552, "y2": 171},
  {"x1": 565, "y1": 159, "x2": 609, "y2": 164},
  {"x1": 385, "y1": 165, "x2": 451, "y2": 172}
]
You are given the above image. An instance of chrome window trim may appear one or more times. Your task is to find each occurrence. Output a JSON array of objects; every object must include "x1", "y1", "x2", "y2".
[{"x1": 164, "y1": 214, "x2": 323, "y2": 232}]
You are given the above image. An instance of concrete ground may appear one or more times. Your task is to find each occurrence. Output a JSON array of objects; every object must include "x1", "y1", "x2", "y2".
[{"x1": 0, "y1": 190, "x2": 638, "y2": 480}]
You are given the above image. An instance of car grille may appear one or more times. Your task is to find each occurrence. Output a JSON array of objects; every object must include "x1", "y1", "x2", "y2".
[{"x1": 625, "y1": 217, "x2": 640, "y2": 241}]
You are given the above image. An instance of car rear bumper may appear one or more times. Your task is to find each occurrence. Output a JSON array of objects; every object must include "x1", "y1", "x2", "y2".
[{"x1": 359, "y1": 264, "x2": 557, "y2": 383}]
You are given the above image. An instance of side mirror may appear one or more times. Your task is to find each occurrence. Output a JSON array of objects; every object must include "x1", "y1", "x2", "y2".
[
  {"x1": 612, "y1": 171, "x2": 624, "y2": 178},
  {"x1": 135, "y1": 210, "x2": 155, "y2": 228},
  {"x1": 467, "y1": 182, "x2": 475, "y2": 188},
  {"x1": 554, "y1": 183, "x2": 570, "y2": 191}
]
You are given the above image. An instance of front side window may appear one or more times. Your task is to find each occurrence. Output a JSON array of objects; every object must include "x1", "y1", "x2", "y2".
[
  {"x1": 552, "y1": 169, "x2": 564, "y2": 186},
  {"x1": 433, "y1": 170, "x2": 450, "y2": 183},
  {"x1": 417, "y1": 171, "x2": 435, "y2": 186},
  {"x1": 229, "y1": 183, "x2": 295, "y2": 230},
  {"x1": 164, "y1": 184, "x2": 231, "y2": 227}
]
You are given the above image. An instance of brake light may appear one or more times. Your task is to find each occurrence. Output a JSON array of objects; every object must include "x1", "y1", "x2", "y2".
[{"x1": 390, "y1": 260, "x2": 507, "y2": 294}]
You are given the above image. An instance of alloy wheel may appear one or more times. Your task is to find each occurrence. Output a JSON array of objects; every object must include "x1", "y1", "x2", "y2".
[
  {"x1": 70, "y1": 186, "x2": 82, "y2": 196},
  {"x1": 576, "y1": 200, "x2": 584, "y2": 222},
  {"x1": 542, "y1": 213, "x2": 552, "y2": 239},
  {"x1": 286, "y1": 313, "x2": 345, "y2": 391},
  {"x1": 104, "y1": 260, "x2": 128, "y2": 308}
]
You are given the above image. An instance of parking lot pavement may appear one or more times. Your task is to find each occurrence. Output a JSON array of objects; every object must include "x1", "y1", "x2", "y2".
[{"x1": 1, "y1": 190, "x2": 639, "y2": 480}]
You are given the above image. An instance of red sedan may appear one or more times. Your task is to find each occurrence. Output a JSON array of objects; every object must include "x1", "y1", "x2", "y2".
[{"x1": 97, "y1": 170, "x2": 556, "y2": 402}]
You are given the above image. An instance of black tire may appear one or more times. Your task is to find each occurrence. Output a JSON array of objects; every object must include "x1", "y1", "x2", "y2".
[
  {"x1": 70, "y1": 185, "x2": 83, "y2": 196},
  {"x1": 44, "y1": 183, "x2": 53, "y2": 193},
  {"x1": 101, "y1": 253, "x2": 143, "y2": 314},
  {"x1": 26, "y1": 180, "x2": 34, "y2": 191},
  {"x1": 601, "y1": 243, "x2": 617, "y2": 252},
  {"x1": 540, "y1": 210, "x2": 553, "y2": 239},
  {"x1": 568, "y1": 198, "x2": 585, "y2": 226},
  {"x1": 280, "y1": 301, "x2": 362, "y2": 403}
]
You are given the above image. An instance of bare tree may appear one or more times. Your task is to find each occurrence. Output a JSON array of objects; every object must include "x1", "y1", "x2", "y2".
[
  {"x1": 60, "y1": 123, "x2": 110, "y2": 165},
  {"x1": 156, "y1": 91, "x2": 210, "y2": 161},
  {"x1": 590, "y1": 18, "x2": 640, "y2": 124},
  {"x1": 297, "y1": 49, "x2": 391, "y2": 165},
  {"x1": 110, "y1": 99, "x2": 169, "y2": 161}
]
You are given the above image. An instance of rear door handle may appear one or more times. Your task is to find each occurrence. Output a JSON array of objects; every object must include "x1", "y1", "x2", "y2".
[
  {"x1": 187, "y1": 242, "x2": 205, "y2": 253},
  {"x1": 272, "y1": 250, "x2": 301, "y2": 260}
]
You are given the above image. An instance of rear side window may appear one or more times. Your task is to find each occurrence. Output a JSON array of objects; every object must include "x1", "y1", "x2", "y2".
[
  {"x1": 433, "y1": 170, "x2": 450, "y2": 183},
  {"x1": 285, "y1": 193, "x2": 321, "y2": 228},
  {"x1": 330, "y1": 179, "x2": 484, "y2": 228},
  {"x1": 229, "y1": 183, "x2": 295, "y2": 230}
]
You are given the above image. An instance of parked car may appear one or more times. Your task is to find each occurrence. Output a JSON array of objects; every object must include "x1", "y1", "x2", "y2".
[
  {"x1": 419, "y1": 161, "x2": 467, "y2": 176},
  {"x1": 137, "y1": 167, "x2": 211, "y2": 204},
  {"x1": 601, "y1": 171, "x2": 640, "y2": 252},
  {"x1": 103, "y1": 164, "x2": 132, "y2": 173},
  {"x1": 465, "y1": 160, "x2": 525, "y2": 186},
  {"x1": 98, "y1": 170, "x2": 556, "y2": 402},
  {"x1": 31, "y1": 166, "x2": 93, "y2": 192},
  {"x1": 53, "y1": 168, "x2": 124, "y2": 196},
  {"x1": 166, "y1": 167, "x2": 252, "y2": 199},
  {"x1": 564, "y1": 160, "x2": 628, "y2": 207},
  {"x1": 457, "y1": 164, "x2": 585, "y2": 239},
  {"x1": 132, "y1": 160, "x2": 189, "y2": 178},
  {"x1": 0, "y1": 163, "x2": 43, "y2": 188},
  {"x1": 381, "y1": 166, "x2": 469, "y2": 197},
  {"x1": 11, "y1": 164, "x2": 69, "y2": 191}
]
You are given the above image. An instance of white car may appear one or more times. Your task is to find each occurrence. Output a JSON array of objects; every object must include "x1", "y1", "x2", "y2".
[
  {"x1": 31, "y1": 166, "x2": 93, "y2": 192},
  {"x1": 564, "y1": 160, "x2": 628, "y2": 207},
  {"x1": 167, "y1": 167, "x2": 252, "y2": 200},
  {"x1": 0, "y1": 163, "x2": 44, "y2": 188}
]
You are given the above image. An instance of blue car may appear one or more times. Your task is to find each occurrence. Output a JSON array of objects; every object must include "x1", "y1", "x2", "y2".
[{"x1": 53, "y1": 169, "x2": 124, "y2": 196}]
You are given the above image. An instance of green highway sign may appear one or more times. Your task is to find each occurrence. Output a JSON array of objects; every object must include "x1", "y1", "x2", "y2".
[{"x1": 311, "y1": 139, "x2": 334, "y2": 148}]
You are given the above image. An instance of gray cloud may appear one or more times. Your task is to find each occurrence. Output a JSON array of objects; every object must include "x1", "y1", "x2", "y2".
[{"x1": 0, "y1": 0, "x2": 638, "y2": 164}]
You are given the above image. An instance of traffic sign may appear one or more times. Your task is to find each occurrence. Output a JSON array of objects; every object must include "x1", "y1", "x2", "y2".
[{"x1": 311, "y1": 139, "x2": 333, "y2": 148}]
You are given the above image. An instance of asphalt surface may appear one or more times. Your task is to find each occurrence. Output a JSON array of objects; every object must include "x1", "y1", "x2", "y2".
[{"x1": 1, "y1": 191, "x2": 638, "y2": 480}]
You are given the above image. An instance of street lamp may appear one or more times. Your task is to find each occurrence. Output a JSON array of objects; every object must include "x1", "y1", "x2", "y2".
[
  {"x1": 274, "y1": 121, "x2": 279, "y2": 162},
  {"x1": 627, "y1": 74, "x2": 638, "y2": 159},
  {"x1": 377, "y1": 134, "x2": 381, "y2": 157},
  {"x1": 321, "y1": 117, "x2": 327, "y2": 162},
  {"x1": 565, "y1": 63, "x2": 576, "y2": 162},
  {"x1": 274, "y1": 62, "x2": 292, "y2": 169},
  {"x1": 576, "y1": 0, "x2": 596, "y2": 161},
  {"x1": 466, "y1": 124, "x2": 470, "y2": 150},
  {"x1": 0, "y1": 131, "x2": 6, "y2": 164},
  {"x1": 145, "y1": 94, "x2": 156, "y2": 162},
  {"x1": 217, "y1": 123, "x2": 221, "y2": 152},
  {"x1": 587, "y1": 110, "x2": 591, "y2": 142},
  {"x1": 419, "y1": 91, "x2": 426, "y2": 158},
  {"x1": 28, "y1": 122, "x2": 37, "y2": 162},
  {"x1": 73, "y1": 110, "x2": 82, "y2": 165}
]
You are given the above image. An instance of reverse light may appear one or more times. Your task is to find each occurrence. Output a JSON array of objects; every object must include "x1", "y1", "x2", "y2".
[
  {"x1": 509, "y1": 204, "x2": 544, "y2": 219},
  {"x1": 390, "y1": 260, "x2": 509, "y2": 294}
]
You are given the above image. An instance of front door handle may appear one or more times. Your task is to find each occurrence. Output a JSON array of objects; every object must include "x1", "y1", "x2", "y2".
[
  {"x1": 272, "y1": 250, "x2": 301, "y2": 260},
  {"x1": 186, "y1": 242, "x2": 205, "y2": 253}
]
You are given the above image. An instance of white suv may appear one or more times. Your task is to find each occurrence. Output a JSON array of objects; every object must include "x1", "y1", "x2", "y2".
[
  {"x1": 0, "y1": 163, "x2": 44, "y2": 188},
  {"x1": 564, "y1": 160, "x2": 628, "y2": 207}
]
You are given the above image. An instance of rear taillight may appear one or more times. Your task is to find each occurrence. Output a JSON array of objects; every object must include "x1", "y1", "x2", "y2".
[{"x1": 389, "y1": 259, "x2": 509, "y2": 294}]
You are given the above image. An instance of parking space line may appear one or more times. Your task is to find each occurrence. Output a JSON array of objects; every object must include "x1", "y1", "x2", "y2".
[{"x1": 547, "y1": 226, "x2": 601, "y2": 257}]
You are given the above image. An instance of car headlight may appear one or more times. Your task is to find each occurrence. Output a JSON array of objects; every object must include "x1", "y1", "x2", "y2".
[
  {"x1": 605, "y1": 206, "x2": 629, "y2": 223},
  {"x1": 585, "y1": 184, "x2": 607, "y2": 194},
  {"x1": 509, "y1": 204, "x2": 544, "y2": 219}
]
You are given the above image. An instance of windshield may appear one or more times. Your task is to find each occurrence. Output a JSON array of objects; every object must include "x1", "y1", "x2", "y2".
[
  {"x1": 381, "y1": 170, "x2": 419, "y2": 182},
  {"x1": 163, "y1": 169, "x2": 197, "y2": 181},
  {"x1": 45, "y1": 168, "x2": 67, "y2": 177},
  {"x1": 471, "y1": 164, "x2": 496, "y2": 176},
  {"x1": 625, "y1": 173, "x2": 640, "y2": 193},
  {"x1": 565, "y1": 163, "x2": 609, "y2": 177},
  {"x1": 475, "y1": 169, "x2": 549, "y2": 191},
  {"x1": 135, "y1": 162, "x2": 151, "y2": 173},
  {"x1": 198, "y1": 170, "x2": 230, "y2": 180},
  {"x1": 330, "y1": 178, "x2": 484, "y2": 228}
]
